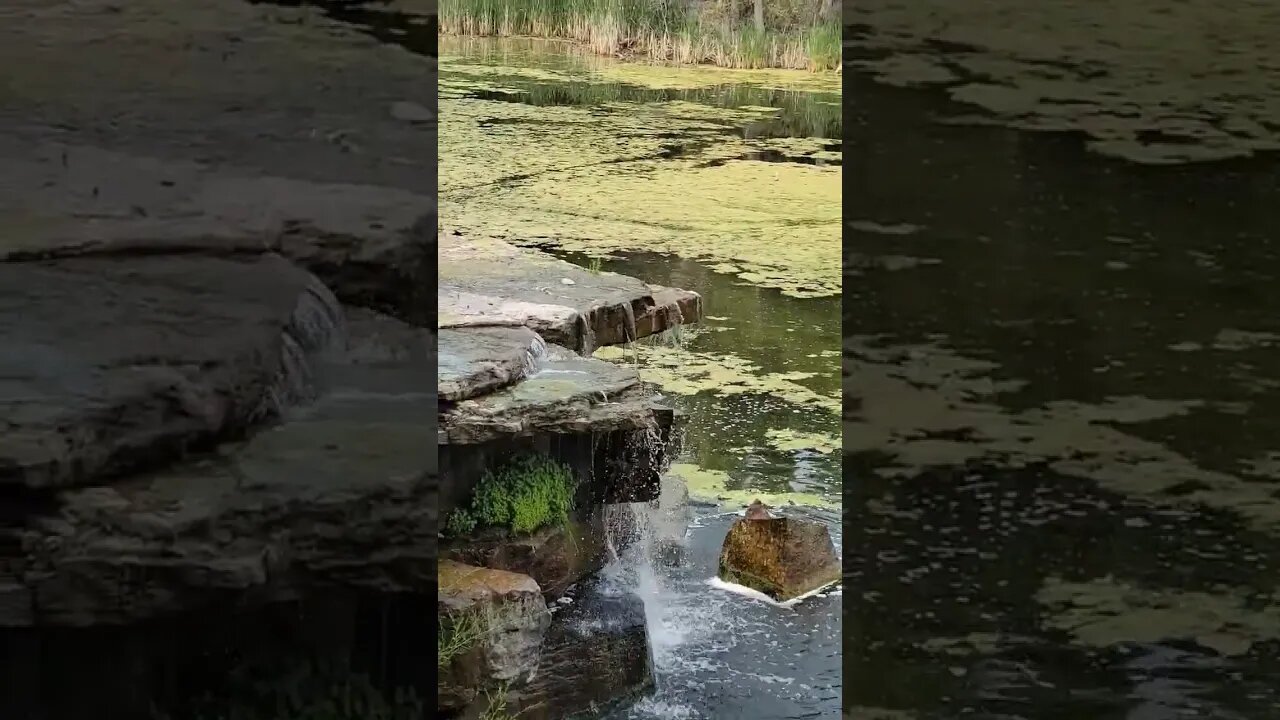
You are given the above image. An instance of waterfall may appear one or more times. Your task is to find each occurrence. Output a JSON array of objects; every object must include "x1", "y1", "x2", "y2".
[
  {"x1": 604, "y1": 501, "x2": 667, "y2": 691},
  {"x1": 522, "y1": 332, "x2": 548, "y2": 377},
  {"x1": 254, "y1": 273, "x2": 348, "y2": 422}
]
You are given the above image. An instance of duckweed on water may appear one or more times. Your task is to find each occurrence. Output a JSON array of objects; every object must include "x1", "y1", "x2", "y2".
[
  {"x1": 594, "y1": 344, "x2": 840, "y2": 412},
  {"x1": 671, "y1": 462, "x2": 834, "y2": 508},
  {"x1": 440, "y1": 40, "x2": 840, "y2": 298},
  {"x1": 1036, "y1": 576, "x2": 1280, "y2": 657},
  {"x1": 764, "y1": 428, "x2": 839, "y2": 454},
  {"x1": 447, "y1": 455, "x2": 577, "y2": 535}
]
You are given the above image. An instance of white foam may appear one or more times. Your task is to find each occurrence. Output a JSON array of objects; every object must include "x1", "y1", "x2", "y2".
[
  {"x1": 706, "y1": 577, "x2": 840, "y2": 608},
  {"x1": 627, "y1": 697, "x2": 698, "y2": 719}
]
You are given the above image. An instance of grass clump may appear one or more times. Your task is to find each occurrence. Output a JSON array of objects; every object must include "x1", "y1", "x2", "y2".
[
  {"x1": 477, "y1": 683, "x2": 514, "y2": 720},
  {"x1": 446, "y1": 455, "x2": 577, "y2": 536},
  {"x1": 438, "y1": 609, "x2": 488, "y2": 668}
]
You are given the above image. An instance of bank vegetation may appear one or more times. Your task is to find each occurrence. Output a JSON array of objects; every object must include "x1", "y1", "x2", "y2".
[{"x1": 439, "y1": 0, "x2": 841, "y2": 71}]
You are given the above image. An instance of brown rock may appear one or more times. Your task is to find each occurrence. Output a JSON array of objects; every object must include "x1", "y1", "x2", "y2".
[
  {"x1": 444, "y1": 517, "x2": 609, "y2": 600},
  {"x1": 744, "y1": 499, "x2": 774, "y2": 520},
  {"x1": 718, "y1": 516, "x2": 840, "y2": 601},
  {"x1": 438, "y1": 561, "x2": 551, "y2": 711}
]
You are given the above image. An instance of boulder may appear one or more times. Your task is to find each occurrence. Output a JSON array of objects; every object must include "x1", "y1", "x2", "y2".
[
  {"x1": 507, "y1": 574, "x2": 654, "y2": 720},
  {"x1": 438, "y1": 560, "x2": 551, "y2": 712},
  {"x1": 444, "y1": 514, "x2": 610, "y2": 600},
  {"x1": 718, "y1": 507, "x2": 840, "y2": 602}
]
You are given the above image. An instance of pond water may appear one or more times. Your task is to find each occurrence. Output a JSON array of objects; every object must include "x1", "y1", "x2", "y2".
[
  {"x1": 441, "y1": 35, "x2": 842, "y2": 719},
  {"x1": 845, "y1": 24, "x2": 1280, "y2": 720}
]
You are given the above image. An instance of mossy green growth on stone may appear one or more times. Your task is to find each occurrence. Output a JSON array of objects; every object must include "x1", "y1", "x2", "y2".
[{"x1": 448, "y1": 455, "x2": 578, "y2": 536}]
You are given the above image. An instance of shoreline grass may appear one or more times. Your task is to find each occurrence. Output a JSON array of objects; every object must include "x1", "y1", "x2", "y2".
[{"x1": 439, "y1": 0, "x2": 840, "y2": 71}]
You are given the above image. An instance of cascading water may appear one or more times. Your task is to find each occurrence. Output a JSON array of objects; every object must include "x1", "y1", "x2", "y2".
[
  {"x1": 522, "y1": 332, "x2": 549, "y2": 376},
  {"x1": 603, "y1": 499, "x2": 674, "y2": 692}
]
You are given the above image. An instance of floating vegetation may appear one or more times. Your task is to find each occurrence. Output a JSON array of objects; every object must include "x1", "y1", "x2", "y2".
[
  {"x1": 671, "y1": 461, "x2": 834, "y2": 509},
  {"x1": 764, "y1": 428, "x2": 839, "y2": 454},
  {"x1": 440, "y1": 40, "x2": 840, "y2": 298},
  {"x1": 595, "y1": 344, "x2": 840, "y2": 413},
  {"x1": 1036, "y1": 576, "x2": 1280, "y2": 658}
]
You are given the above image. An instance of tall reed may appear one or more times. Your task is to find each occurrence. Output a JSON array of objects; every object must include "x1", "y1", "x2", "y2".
[{"x1": 439, "y1": 0, "x2": 840, "y2": 71}]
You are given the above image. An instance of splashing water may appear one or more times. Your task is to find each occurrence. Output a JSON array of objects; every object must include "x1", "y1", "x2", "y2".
[{"x1": 601, "y1": 483, "x2": 842, "y2": 719}]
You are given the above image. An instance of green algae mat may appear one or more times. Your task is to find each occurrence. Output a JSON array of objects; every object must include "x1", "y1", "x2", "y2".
[{"x1": 439, "y1": 36, "x2": 841, "y2": 300}]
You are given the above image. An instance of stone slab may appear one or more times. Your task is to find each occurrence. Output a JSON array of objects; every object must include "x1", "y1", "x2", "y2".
[
  {"x1": 0, "y1": 252, "x2": 344, "y2": 490},
  {"x1": 3, "y1": 309, "x2": 434, "y2": 626},
  {"x1": 438, "y1": 232, "x2": 701, "y2": 353},
  {"x1": 439, "y1": 345, "x2": 671, "y2": 446},
  {"x1": 438, "y1": 326, "x2": 546, "y2": 402}
]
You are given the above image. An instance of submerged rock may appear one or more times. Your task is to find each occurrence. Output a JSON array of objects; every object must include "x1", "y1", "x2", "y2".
[
  {"x1": 438, "y1": 560, "x2": 550, "y2": 712},
  {"x1": 718, "y1": 507, "x2": 840, "y2": 602},
  {"x1": 508, "y1": 574, "x2": 654, "y2": 719}
]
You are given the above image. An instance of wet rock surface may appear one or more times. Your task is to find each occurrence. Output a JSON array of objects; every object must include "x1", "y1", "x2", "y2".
[
  {"x1": 441, "y1": 345, "x2": 674, "y2": 445},
  {"x1": 1, "y1": 252, "x2": 343, "y2": 490},
  {"x1": 718, "y1": 512, "x2": 840, "y2": 601},
  {"x1": 511, "y1": 575, "x2": 654, "y2": 720},
  {"x1": 0, "y1": 0, "x2": 437, "y2": 635},
  {"x1": 439, "y1": 326, "x2": 546, "y2": 402},
  {"x1": 0, "y1": 0, "x2": 438, "y2": 716},
  {"x1": 3, "y1": 308, "x2": 434, "y2": 627},
  {"x1": 439, "y1": 232, "x2": 701, "y2": 353},
  {"x1": 444, "y1": 516, "x2": 610, "y2": 600}
]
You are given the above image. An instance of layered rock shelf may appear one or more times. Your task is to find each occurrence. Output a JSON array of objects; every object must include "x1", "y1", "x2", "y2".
[
  {"x1": 437, "y1": 231, "x2": 701, "y2": 718},
  {"x1": 1, "y1": 222, "x2": 434, "y2": 628}
]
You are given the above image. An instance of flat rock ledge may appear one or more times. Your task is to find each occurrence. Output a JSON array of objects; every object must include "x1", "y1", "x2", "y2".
[
  {"x1": 1, "y1": 308, "x2": 434, "y2": 627},
  {"x1": 1, "y1": 226, "x2": 434, "y2": 627},
  {"x1": 440, "y1": 345, "x2": 674, "y2": 446},
  {"x1": 438, "y1": 231, "x2": 701, "y2": 355},
  {"x1": 438, "y1": 233, "x2": 699, "y2": 448}
]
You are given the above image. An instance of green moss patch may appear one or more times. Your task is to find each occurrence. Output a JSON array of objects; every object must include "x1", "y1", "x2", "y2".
[{"x1": 446, "y1": 455, "x2": 578, "y2": 536}]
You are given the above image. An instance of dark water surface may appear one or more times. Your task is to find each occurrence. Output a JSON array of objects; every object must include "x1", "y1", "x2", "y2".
[{"x1": 845, "y1": 41, "x2": 1280, "y2": 720}]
